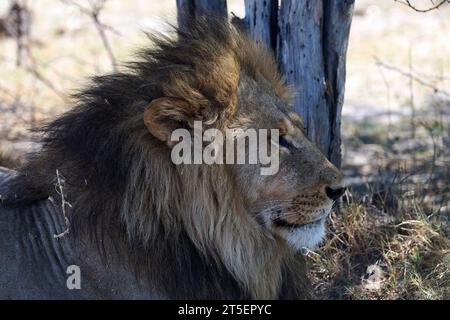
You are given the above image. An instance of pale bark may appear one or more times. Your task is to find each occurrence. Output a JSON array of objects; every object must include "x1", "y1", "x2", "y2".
[
  {"x1": 243, "y1": 0, "x2": 278, "y2": 51},
  {"x1": 176, "y1": 0, "x2": 228, "y2": 31},
  {"x1": 277, "y1": 1, "x2": 354, "y2": 166}
]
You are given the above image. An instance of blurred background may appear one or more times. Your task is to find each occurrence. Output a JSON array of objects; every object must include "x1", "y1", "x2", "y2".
[{"x1": 0, "y1": 0, "x2": 449, "y2": 299}]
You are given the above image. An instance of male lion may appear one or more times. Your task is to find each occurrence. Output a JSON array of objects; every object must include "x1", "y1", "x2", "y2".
[{"x1": 0, "y1": 18, "x2": 344, "y2": 299}]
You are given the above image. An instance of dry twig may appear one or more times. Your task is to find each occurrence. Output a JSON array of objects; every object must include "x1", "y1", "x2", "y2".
[
  {"x1": 375, "y1": 57, "x2": 450, "y2": 98},
  {"x1": 395, "y1": 0, "x2": 450, "y2": 12},
  {"x1": 53, "y1": 169, "x2": 71, "y2": 239},
  {"x1": 61, "y1": 0, "x2": 119, "y2": 71}
]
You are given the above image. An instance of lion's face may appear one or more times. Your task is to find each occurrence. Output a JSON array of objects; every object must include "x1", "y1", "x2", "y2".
[
  {"x1": 145, "y1": 74, "x2": 344, "y2": 251},
  {"x1": 229, "y1": 76, "x2": 345, "y2": 250},
  {"x1": 142, "y1": 29, "x2": 344, "y2": 252}
]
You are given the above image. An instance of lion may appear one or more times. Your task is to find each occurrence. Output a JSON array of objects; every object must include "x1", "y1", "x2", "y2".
[{"x1": 0, "y1": 17, "x2": 345, "y2": 299}]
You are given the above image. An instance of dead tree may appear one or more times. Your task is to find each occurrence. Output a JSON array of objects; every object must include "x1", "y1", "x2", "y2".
[
  {"x1": 242, "y1": 0, "x2": 278, "y2": 51},
  {"x1": 176, "y1": 0, "x2": 227, "y2": 31},
  {"x1": 277, "y1": 1, "x2": 354, "y2": 167},
  {"x1": 177, "y1": 0, "x2": 354, "y2": 167}
]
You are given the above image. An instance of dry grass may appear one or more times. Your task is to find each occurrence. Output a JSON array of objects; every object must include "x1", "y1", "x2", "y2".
[{"x1": 309, "y1": 198, "x2": 449, "y2": 299}]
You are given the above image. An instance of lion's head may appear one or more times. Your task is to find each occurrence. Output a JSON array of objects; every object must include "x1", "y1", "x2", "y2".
[
  {"x1": 3, "y1": 17, "x2": 344, "y2": 299},
  {"x1": 141, "y1": 19, "x2": 344, "y2": 252}
]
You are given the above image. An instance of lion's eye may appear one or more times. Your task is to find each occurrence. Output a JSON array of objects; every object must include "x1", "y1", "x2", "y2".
[{"x1": 279, "y1": 135, "x2": 292, "y2": 149}]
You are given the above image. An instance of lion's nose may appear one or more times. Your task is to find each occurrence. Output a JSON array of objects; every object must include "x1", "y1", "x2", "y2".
[{"x1": 325, "y1": 186, "x2": 346, "y2": 201}]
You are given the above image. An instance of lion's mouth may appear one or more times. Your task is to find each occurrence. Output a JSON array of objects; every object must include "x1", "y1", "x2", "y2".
[
  {"x1": 271, "y1": 209, "x2": 331, "y2": 229},
  {"x1": 272, "y1": 217, "x2": 324, "y2": 229}
]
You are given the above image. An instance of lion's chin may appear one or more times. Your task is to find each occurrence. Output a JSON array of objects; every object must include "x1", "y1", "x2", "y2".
[{"x1": 280, "y1": 218, "x2": 327, "y2": 250}]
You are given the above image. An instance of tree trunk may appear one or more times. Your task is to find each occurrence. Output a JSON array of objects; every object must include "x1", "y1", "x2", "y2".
[
  {"x1": 176, "y1": 0, "x2": 228, "y2": 31},
  {"x1": 243, "y1": 0, "x2": 278, "y2": 51},
  {"x1": 177, "y1": 0, "x2": 354, "y2": 167},
  {"x1": 278, "y1": 0, "x2": 354, "y2": 167}
]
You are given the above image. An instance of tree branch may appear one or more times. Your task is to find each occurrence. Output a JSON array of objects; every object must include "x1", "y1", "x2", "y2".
[
  {"x1": 395, "y1": 0, "x2": 449, "y2": 13},
  {"x1": 375, "y1": 57, "x2": 450, "y2": 98},
  {"x1": 61, "y1": 0, "x2": 118, "y2": 71}
]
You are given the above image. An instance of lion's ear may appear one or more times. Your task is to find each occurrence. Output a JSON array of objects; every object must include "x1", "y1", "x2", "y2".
[{"x1": 144, "y1": 97, "x2": 194, "y2": 145}]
